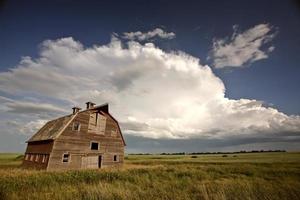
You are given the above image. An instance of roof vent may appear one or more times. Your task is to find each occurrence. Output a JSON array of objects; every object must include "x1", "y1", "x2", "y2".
[
  {"x1": 86, "y1": 101, "x2": 96, "y2": 109},
  {"x1": 72, "y1": 107, "x2": 81, "y2": 114}
]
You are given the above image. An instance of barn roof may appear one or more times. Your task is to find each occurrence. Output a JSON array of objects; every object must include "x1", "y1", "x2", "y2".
[
  {"x1": 27, "y1": 114, "x2": 76, "y2": 142},
  {"x1": 27, "y1": 103, "x2": 126, "y2": 146}
]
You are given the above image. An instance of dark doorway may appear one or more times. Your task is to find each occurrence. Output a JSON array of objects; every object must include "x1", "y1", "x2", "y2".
[{"x1": 98, "y1": 155, "x2": 102, "y2": 168}]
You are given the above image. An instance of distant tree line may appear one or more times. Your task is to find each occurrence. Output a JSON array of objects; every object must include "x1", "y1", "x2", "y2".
[{"x1": 128, "y1": 150, "x2": 286, "y2": 155}]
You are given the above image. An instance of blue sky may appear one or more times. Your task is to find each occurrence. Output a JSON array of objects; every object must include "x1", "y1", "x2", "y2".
[{"x1": 0, "y1": 0, "x2": 300, "y2": 153}]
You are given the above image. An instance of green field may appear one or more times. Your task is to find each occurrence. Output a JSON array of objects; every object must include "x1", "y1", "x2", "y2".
[{"x1": 0, "y1": 152, "x2": 300, "y2": 200}]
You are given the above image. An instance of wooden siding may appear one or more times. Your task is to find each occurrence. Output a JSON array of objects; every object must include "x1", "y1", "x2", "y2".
[{"x1": 47, "y1": 110, "x2": 124, "y2": 170}]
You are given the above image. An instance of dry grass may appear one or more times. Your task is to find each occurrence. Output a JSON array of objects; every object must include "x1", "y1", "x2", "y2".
[{"x1": 0, "y1": 152, "x2": 300, "y2": 200}]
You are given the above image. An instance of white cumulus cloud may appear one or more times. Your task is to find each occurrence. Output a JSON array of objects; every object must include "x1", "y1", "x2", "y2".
[
  {"x1": 6, "y1": 119, "x2": 47, "y2": 136},
  {"x1": 122, "y1": 28, "x2": 175, "y2": 41},
  {"x1": 209, "y1": 23, "x2": 277, "y2": 68},
  {"x1": 0, "y1": 36, "x2": 299, "y2": 139}
]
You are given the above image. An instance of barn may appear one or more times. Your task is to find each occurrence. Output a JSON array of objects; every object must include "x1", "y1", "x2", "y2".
[{"x1": 22, "y1": 102, "x2": 126, "y2": 170}]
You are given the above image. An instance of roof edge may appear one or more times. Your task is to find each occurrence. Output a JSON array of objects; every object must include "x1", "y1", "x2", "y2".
[
  {"x1": 26, "y1": 113, "x2": 78, "y2": 143},
  {"x1": 26, "y1": 138, "x2": 54, "y2": 143},
  {"x1": 52, "y1": 112, "x2": 79, "y2": 140}
]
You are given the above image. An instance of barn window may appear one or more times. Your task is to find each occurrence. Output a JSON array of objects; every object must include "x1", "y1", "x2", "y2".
[
  {"x1": 62, "y1": 153, "x2": 70, "y2": 163},
  {"x1": 30, "y1": 154, "x2": 34, "y2": 161},
  {"x1": 88, "y1": 113, "x2": 106, "y2": 134},
  {"x1": 72, "y1": 121, "x2": 81, "y2": 131},
  {"x1": 113, "y1": 155, "x2": 118, "y2": 162},
  {"x1": 35, "y1": 154, "x2": 39, "y2": 162},
  {"x1": 111, "y1": 129, "x2": 117, "y2": 137},
  {"x1": 91, "y1": 142, "x2": 99, "y2": 150},
  {"x1": 96, "y1": 114, "x2": 106, "y2": 135},
  {"x1": 42, "y1": 155, "x2": 47, "y2": 163}
]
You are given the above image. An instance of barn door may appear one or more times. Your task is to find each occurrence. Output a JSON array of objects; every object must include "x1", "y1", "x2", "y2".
[
  {"x1": 98, "y1": 155, "x2": 102, "y2": 168},
  {"x1": 82, "y1": 156, "x2": 98, "y2": 169}
]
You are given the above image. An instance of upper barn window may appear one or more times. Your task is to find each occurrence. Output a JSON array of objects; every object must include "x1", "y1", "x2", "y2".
[
  {"x1": 72, "y1": 121, "x2": 81, "y2": 131},
  {"x1": 88, "y1": 112, "x2": 106, "y2": 134},
  {"x1": 111, "y1": 128, "x2": 117, "y2": 137}
]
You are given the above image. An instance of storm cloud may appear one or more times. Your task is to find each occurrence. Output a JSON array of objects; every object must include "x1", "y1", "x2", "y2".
[{"x1": 0, "y1": 36, "x2": 299, "y2": 145}]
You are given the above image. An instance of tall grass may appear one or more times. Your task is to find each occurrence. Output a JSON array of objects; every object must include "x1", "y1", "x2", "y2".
[{"x1": 0, "y1": 152, "x2": 299, "y2": 200}]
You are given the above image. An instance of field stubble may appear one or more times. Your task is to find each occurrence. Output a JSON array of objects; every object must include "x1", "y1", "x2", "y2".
[{"x1": 0, "y1": 152, "x2": 299, "y2": 200}]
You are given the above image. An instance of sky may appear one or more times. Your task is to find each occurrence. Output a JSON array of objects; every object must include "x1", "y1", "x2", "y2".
[{"x1": 0, "y1": 0, "x2": 300, "y2": 153}]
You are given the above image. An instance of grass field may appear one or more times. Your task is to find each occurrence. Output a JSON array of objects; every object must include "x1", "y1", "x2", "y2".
[{"x1": 0, "y1": 152, "x2": 300, "y2": 200}]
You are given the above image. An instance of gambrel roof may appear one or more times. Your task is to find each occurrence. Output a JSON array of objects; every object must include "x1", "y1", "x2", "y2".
[
  {"x1": 27, "y1": 103, "x2": 126, "y2": 145},
  {"x1": 27, "y1": 114, "x2": 76, "y2": 142}
]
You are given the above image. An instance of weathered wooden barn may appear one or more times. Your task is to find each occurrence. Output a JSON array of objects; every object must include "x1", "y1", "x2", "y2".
[{"x1": 22, "y1": 102, "x2": 125, "y2": 170}]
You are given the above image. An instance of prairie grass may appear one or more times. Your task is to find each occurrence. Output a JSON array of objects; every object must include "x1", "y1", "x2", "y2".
[{"x1": 0, "y1": 152, "x2": 299, "y2": 200}]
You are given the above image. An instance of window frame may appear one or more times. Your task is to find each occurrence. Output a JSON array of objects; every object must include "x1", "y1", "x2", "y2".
[
  {"x1": 111, "y1": 129, "x2": 117, "y2": 137},
  {"x1": 90, "y1": 141, "x2": 99, "y2": 150},
  {"x1": 42, "y1": 154, "x2": 48, "y2": 163},
  {"x1": 62, "y1": 153, "x2": 70, "y2": 163},
  {"x1": 113, "y1": 155, "x2": 119, "y2": 162},
  {"x1": 30, "y1": 154, "x2": 34, "y2": 161},
  {"x1": 72, "y1": 121, "x2": 81, "y2": 131},
  {"x1": 35, "y1": 154, "x2": 39, "y2": 162}
]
